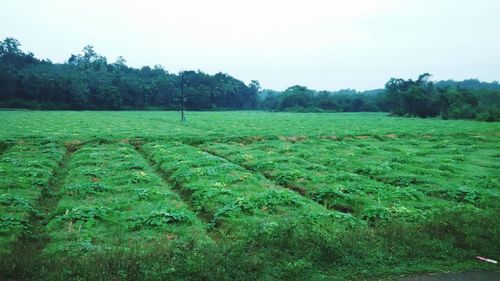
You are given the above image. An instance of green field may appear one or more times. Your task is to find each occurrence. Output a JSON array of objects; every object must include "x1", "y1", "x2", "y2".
[{"x1": 0, "y1": 111, "x2": 499, "y2": 280}]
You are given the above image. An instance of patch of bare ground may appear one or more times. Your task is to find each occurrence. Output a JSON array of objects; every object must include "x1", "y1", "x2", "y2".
[{"x1": 278, "y1": 135, "x2": 307, "y2": 142}]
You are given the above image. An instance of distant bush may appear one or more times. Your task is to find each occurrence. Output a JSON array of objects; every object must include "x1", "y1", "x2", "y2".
[{"x1": 383, "y1": 73, "x2": 500, "y2": 122}]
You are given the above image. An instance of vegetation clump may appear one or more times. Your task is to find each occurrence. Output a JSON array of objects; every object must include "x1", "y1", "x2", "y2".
[
  {"x1": 0, "y1": 142, "x2": 65, "y2": 253},
  {"x1": 0, "y1": 113, "x2": 498, "y2": 280}
]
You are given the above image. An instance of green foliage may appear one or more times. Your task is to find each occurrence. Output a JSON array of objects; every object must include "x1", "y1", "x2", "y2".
[
  {"x1": 3, "y1": 37, "x2": 498, "y2": 119},
  {"x1": 51, "y1": 206, "x2": 110, "y2": 226},
  {"x1": 312, "y1": 188, "x2": 358, "y2": 213},
  {"x1": 432, "y1": 186, "x2": 482, "y2": 204},
  {"x1": 203, "y1": 134, "x2": 499, "y2": 231},
  {"x1": 0, "y1": 215, "x2": 29, "y2": 234},
  {"x1": 212, "y1": 189, "x2": 305, "y2": 225},
  {"x1": 0, "y1": 113, "x2": 498, "y2": 280},
  {"x1": 0, "y1": 38, "x2": 259, "y2": 110},
  {"x1": 278, "y1": 85, "x2": 314, "y2": 110},
  {"x1": 262, "y1": 86, "x2": 383, "y2": 112},
  {"x1": 362, "y1": 205, "x2": 391, "y2": 225},
  {"x1": 126, "y1": 210, "x2": 192, "y2": 230},
  {"x1": 62, "y1": 182, "x2": 109, "y2": 195},
  {"x1": 0, "y1": 142, "x2": 65, "y2": 252},
  {"x1": 0, "y1": 194, "x2": 39, "y2": 215},
  {"x1": 44, "y1": 143, "x2": 209, "y2": 255},
  {"x1": 384, "y1": 73, "x2": 499, "y2": 121}
]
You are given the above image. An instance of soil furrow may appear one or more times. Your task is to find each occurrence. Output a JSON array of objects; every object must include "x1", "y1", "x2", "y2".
[
  {"x1": 133, "y1": 144, "x2": 216, "y2": 233},
  {"x1": 11, "y1": 146, "x2": 75, "y2": 257},
  {"x1": 194, "y1": 144, "x2": 334, "y2": 210}
]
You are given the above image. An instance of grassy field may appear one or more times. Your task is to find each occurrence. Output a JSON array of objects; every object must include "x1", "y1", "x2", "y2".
[{"x1": 0, "y1": 111, "x2": 499, "y2": 280}]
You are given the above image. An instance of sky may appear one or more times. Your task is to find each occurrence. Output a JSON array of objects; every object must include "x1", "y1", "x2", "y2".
[{"x1": 1, "y1": 0, "x2": 499, "y2": 91}]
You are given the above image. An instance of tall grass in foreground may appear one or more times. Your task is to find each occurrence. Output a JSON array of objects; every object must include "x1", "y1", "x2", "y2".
[{"x1": 1, "y1": 205, "x2": 498, "y2": 281}]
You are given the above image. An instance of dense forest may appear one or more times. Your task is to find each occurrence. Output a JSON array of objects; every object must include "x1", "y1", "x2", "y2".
[
  {"x1": 0, "y1": 38, "x2": 259, "y2": 110},
  {"x1": 383, "y1": 74, "x2": 500, "y2": 121},
  {"x1": 1, "y1": 37, "x2": 499, "y2": 121}
]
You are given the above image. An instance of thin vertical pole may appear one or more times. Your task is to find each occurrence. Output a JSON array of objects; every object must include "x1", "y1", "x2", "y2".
[{"x1": 180, "y1": 71, "x2": 185, "y2": 121}]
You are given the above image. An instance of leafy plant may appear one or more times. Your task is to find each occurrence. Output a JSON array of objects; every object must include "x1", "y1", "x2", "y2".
[
  {"x1": 62, "y1": 182, "x2": 109, "y2": 195},
  {"x1": 0, "y1": 215, "x2": 30, "y2": 234},
  {"x1": 51, "y1": 206, "x2": 111, "y2": 226},
  {"x1": 434, "y1": 186, "x2": 482, "y2": 204},
  {"x1": 0, "y1": 194, "x2": 39, "y2": 215},
  {"x1": 362, "y1": 205, "x2": 390, "y2": 225},
  {"x1": 126, "y1": 210, "x2": 192, "y2": 230}
]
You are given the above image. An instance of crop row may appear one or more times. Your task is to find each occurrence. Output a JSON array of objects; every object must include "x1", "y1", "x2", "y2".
[
  {"x1": 44, "y1": 143, "x2": 209, "y2": 255},
  {"x1": 238, "y1": 137, "x2": 499, "y2": 208},
  {"x1": 0, "y1": 142, "x2": 66, "y2": 253},
  {"x1": 140, "y1": 142, "x2": 358, "y2": 237},
  {"x1": 201, "y1": 141, "x2": 460, "y2": 225}
]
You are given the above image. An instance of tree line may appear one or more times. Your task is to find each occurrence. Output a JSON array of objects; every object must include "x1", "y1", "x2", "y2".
[
  {"x1": 258, "y1": 87, "x2": 384, "y2": 112},
  {"x1": 0, "y1": 38, "x2": 259, "y2": 110},
  {"x1": 258, "y1": 78, "x2": 499, "y2": 122},
  {"x1": 383, "y1": 73, "x2": 499, "y2": 121},
  {"x1": 1, "y1": 37, "x2": 498, "y2": 121}
]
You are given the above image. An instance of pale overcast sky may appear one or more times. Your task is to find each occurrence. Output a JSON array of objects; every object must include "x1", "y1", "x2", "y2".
[{"x1": 1, "y1": 0, "x2": 499, "y2": 90}]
